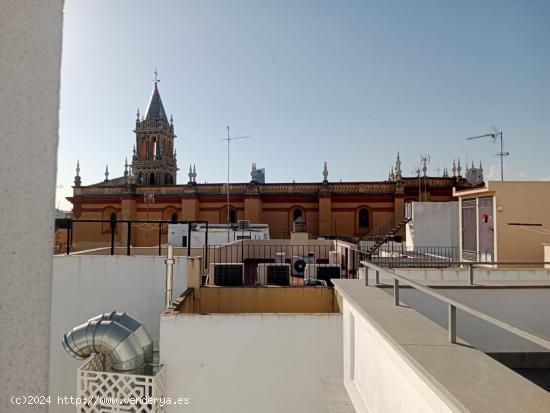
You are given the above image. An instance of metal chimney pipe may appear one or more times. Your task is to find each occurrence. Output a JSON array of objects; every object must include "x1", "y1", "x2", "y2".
[
  {"x1": 62, "y1": 312, "x2": 153, "y2": 371},
  {"x1": 165, "y1": 244, "x2": 174, "y2": 309}
]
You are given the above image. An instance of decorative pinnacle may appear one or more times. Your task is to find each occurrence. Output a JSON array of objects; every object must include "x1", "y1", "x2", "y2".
[
  {"x1": 394, "y1": 152, "x2": 402, "y2": 180},
  {"x1": 188, "y1": 164, "x2": 193, "y2": 183},
  {"x1": 133, "y1": 144, "x2": 136, "y2": 156},
  {"x1": 457, "y1": 159, "x2": 462, "y2": 176},
  {"x1": 322, "y1": 161, "x2": 329, "y2": 182},
  {"x1": 104, "y1": 165, "x2": 109, "y2": 182},
  {"x1": 452, "y1": 159, "x2": 457, "y2": 177},
  {"x1": 74, "y1": 160, "x2": 81, "y2": 187},
  {"x1": 136, "y1": 108, "x2": 140, "y2": 122},
  {"x1": 251, "y1": 162, "x2": 258, "y2": 182}
]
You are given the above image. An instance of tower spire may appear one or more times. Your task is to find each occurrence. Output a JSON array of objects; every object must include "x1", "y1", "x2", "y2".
[
  {"x1": 144, "y1": 73, "x2": 167, "y2": 121},
  {"x1": 74, "y1": 160, "x2": 81, "y2": 187}
]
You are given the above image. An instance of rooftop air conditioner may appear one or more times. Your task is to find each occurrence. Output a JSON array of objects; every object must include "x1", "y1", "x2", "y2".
[
  {"x1": 304, "y1": 264, "x2": 341, "y2": 287},
  {"x1": 209, "y1": 263, "x2": 244, "y2": 286},
  {"x1": 256, "y1": 263, "x2": 291, "y2": 286},
  {"x1": 292, "y1": 253, "x2": 316, "y2": 277}
]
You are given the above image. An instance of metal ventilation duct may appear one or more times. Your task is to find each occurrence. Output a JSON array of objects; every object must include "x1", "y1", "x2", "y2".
[{"x1": 62, "y1": 312, "x2": 154, "y2": 372}]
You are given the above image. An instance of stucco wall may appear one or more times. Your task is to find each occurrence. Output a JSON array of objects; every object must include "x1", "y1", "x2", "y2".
[
  {"x1": 48, "y1": 255, "x2": 188, "y2": 413},
  {"x1": 160, "y1": 313, "x2": 342, "y2": 413},
  {"x1": 342, "y1": 301, "x2": 457, "y2": 413},
  {"x1": 0, "y1": 2, "x2": 64, "y2": 412},
  {"x1": 406, "y1": 202, "x2": 459, "y2": 248},
  {"x1": 457, "y1": 181, "x2": 550, "y2": 262}
]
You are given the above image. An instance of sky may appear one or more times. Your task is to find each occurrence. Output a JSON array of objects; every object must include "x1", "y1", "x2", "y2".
[{"x1": 57, "y1": 0, "x2": 550, "y2": 210}]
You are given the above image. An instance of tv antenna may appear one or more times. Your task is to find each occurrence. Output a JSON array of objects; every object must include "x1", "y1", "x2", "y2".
[
  {"x1": 222, "y1": 125, "x2": 250, "y2": 241},
  {"x1": 418, "y1": 155, "x2": 430, "y2": 200},
  {"x1": 466, "y1": 128, "x2": 509, "y2": 181}
]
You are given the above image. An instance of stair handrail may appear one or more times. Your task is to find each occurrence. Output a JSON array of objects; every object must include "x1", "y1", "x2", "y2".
[{"x1": 360, "y1": 204, "x2": 409, "y2": 244}]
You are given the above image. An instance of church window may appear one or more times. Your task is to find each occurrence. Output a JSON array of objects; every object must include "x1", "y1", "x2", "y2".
[
  {"x1": 358, "y1": 208, "x2": 369, "y2": 228},
  {"x1": 293, "y1": 208, "x2": 303, "y2": 221}
]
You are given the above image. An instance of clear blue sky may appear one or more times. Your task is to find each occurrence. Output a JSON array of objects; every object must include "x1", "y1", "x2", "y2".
[{"x1": 57, "y1": 0, "x2": 550, "y2": 209}]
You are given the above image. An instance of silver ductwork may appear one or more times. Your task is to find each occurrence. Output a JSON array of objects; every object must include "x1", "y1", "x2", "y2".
[{"x1": 62, "y1": 312, "x2": 153, "y2": 372}]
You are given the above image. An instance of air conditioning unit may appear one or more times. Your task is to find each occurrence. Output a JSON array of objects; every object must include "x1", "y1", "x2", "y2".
[
  {"x1": 256, "y1": 263, "x2": 291, "y2": 286},
  {"x1": 290, "y1": 254, "x2": 313, "y2": 277},
  {"x1": 209, "y1": 263, "x2": 244, "y2": 286},
  {"x1": 238, "y1": 220, "x2": 250, "y2": 230},
  {"x1": 304, "y1": 264, "x2": 341, "y2": 287}
]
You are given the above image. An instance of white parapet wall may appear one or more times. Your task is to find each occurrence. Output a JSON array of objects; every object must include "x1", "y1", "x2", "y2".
[
  {"x1": 406, "y1": 202, "x2": 459, "y2": 249},
  {"x1": 341, "y1": 295, "x2": 463, "y2": 413},
  {"x1": 335, "y1": 279, "x2": 550, "y2": 413},
  {"x1": 49, "y1": 255, "x2": 188, "y2": 413},
  {"x1": 160, "y1": 313, "x2": 343, "y2": 413}
]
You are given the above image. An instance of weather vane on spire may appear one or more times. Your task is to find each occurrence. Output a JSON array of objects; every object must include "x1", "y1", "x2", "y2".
[{"x1": 153, "y1": 68, "x2": 160, "y2": 84}]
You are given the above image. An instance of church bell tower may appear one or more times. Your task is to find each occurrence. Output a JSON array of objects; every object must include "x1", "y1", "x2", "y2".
[{"x1": 132, "y1": 76, "x2": 177, "y2": 185}]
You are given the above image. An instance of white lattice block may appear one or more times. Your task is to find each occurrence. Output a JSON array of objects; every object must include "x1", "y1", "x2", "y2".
[{"x1": 77, "y1": 354, "x2": 166, "y2": 413}]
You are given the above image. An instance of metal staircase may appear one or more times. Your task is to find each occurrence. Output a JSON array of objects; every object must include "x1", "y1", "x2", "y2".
[{"x1": 360, "y1": 205, "x2": 411, "y2": 256}]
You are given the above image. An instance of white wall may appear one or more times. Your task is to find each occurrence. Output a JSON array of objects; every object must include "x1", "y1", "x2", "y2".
[
  {"x1": 406, "y1": 202, "x2": 459, "y2": 249},
  {"x1": 381, "y1": 268, "x2": 550, "y2": 282},
  {"x1": 160, "y1": 313, "x2": 342, "y2": 413},
  {"x1": 393, "y1": 288, "x2": 550, "y2": 353},
  {"x1": 0, "y1": 2, "x2": 63, "y2": 412},
  {"x1": 49, "y1": 256, "x2": 188, "y2": 413},
  {"x1": 342, "y1": 301, "x2": 457, "y2": 413}
]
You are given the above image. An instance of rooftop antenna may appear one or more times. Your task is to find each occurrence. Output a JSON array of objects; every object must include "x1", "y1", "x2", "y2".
[
  {"x1": 222, "y1": 125, "x2": 250, "y2": 241},
  {"x1": 466, "y1": 128, "x2": 508, "y2": 181},
  {"x1": 419, "y1": 154, "x2": 430, "y2": 200}
]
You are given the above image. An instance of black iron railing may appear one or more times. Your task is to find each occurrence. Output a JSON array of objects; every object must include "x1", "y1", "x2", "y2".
[
  {"x1": 355, "y1": 245, "x2": 460, "y2": 268},
  {"x1": 55, "y1": 218, "x2": 209, "y2": 257}
]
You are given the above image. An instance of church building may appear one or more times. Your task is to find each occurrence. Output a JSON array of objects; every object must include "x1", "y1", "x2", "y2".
[{"x1": 68, "y1": 81, "x2": 479, "y2": 249}]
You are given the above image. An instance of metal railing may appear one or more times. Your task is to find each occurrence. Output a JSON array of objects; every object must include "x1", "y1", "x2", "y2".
[
  {"x1": 55, "y1": 218, "x2": 208, "y2": 257},
  {"x1": 360, "y1": 260, "x2": 550, "y2": 349},
  {"x1": 359, "y1": 245, "x2": 460, "y2": 268},
  {"x1": 359, "y1": 205, "x2": 410, "y2": 252}
]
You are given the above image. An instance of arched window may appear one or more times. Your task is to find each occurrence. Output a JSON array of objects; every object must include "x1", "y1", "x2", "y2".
[
  {"x1": 140, "y1": 138, "x2": 147, "y2": 157},
  {"x1": 171, "y1": 212, "x2": 178, "y2": 223},
  {"x1": 101, "y1": 207, "x2": 117, "y2": 233},
  {"x1": 164, "y1": 174, "x2": 172, "y2": 185},
  {"x1": 293, "y1": 208, "x2": 303, "y2": 221},
  {"x1": 151, "y1": 137, "x2": 157, "y2": 158},
  {"x1": 168, "y1": 175, "x2": 173, "y2": 184},
  {"x1": 358, "y1": 208, "x2": 369, "y2": 228},
  {"x1": 149, "y1": 172, "x2": 155, "y2": 185},
  {"x1": 229, "y1": 209, "x2": 237, "y2": 224}
]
